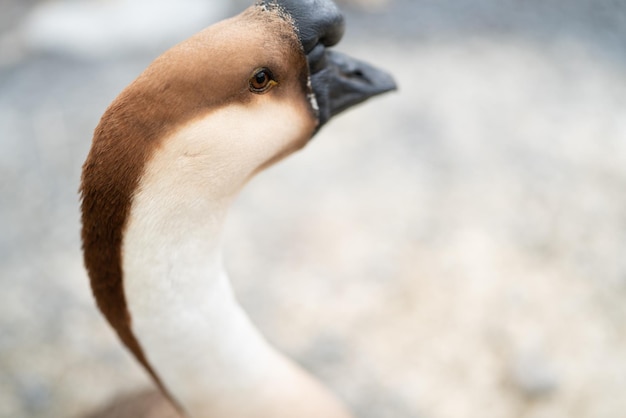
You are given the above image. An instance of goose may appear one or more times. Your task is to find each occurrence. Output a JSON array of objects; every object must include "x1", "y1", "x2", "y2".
[{"x1": 80, "y1": 0, "x2": 395, "y2": 417}]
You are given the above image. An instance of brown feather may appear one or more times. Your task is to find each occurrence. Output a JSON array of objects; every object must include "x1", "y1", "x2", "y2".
[{"x1": 84, "y1": 390, "x2": 182, "y2": 418}]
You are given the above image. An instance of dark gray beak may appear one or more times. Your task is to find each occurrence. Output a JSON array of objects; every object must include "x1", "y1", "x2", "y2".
[
  {"x1": 311, "y1": 49, "x2": 397, "y2": 126},
  {"x1": 262, "y1": 0, "x2": 397, "y2": 128}
]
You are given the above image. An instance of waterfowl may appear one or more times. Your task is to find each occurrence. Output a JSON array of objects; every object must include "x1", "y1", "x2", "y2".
[{"x1": 80, "y1": 1, "x2": 395, "y2": 417}]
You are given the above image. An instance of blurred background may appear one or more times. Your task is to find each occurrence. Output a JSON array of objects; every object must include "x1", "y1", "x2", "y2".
[{"x1": 2, "y1": 0, "x2": 626, "y2": 417}]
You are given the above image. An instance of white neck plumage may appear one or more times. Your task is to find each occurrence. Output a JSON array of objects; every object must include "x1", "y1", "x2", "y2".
[{"x1": 119, "y1": 111, "x2": 351, "y2": 418}]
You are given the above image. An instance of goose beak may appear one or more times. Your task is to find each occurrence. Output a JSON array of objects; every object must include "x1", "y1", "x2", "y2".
[{"x1": 310, "y1": 49, "x2": 397, "y2": 126}]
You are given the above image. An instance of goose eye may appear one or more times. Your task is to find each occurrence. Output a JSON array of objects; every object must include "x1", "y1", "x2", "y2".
[{"x1": 249, "y1": 68, "x2": 276, "y2": 93}]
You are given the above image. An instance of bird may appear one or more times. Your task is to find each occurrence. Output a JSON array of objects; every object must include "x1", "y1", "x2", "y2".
[{"x1": 80, "y1": 0, "x2": 395, "y2": 417}]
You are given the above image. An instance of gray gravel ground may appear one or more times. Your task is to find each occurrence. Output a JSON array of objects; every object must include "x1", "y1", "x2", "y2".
[{"x1": 2, "y1": 1, "x2": 626, "y2": 417}]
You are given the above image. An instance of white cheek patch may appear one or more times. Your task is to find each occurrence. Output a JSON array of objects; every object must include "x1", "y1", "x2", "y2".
[{"x1": 129, "y1": 98, "x2": 315, "y2": 199}]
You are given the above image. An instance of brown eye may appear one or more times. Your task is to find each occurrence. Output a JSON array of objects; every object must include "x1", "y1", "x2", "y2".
[{"x1": 249, "y1": 68, "x2": 276, "y2": 93}]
